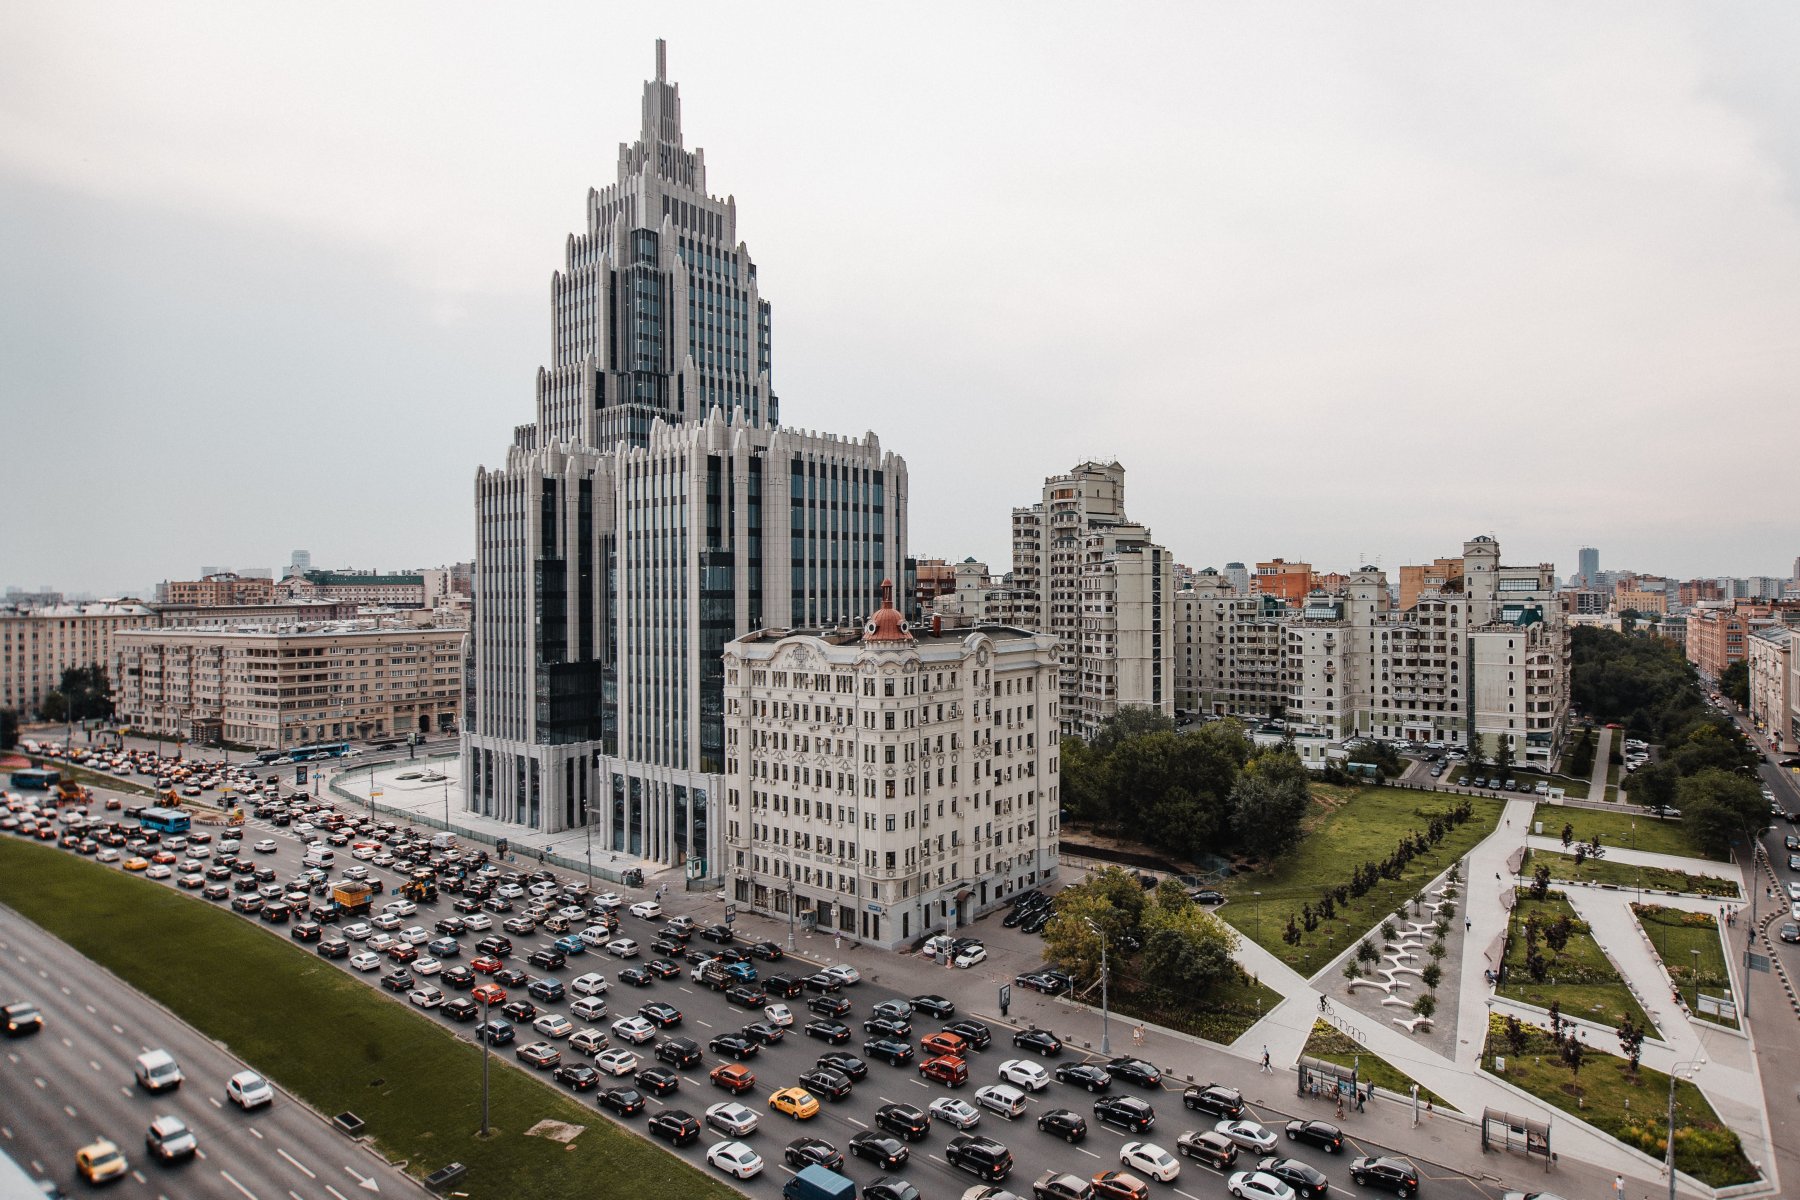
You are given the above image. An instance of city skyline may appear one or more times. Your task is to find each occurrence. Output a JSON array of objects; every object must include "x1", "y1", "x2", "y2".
[{"x1": 7, "y1": 6, "x2": 1800, "y2": 592}]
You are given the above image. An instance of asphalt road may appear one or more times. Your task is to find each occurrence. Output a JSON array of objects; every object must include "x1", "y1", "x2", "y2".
[
  {"x1": 0, "y1": 903, "x2": 413, "y2": 1200},
  {"x1": 4, "y1": 770, "x2": 1536, "y2": 1200}
]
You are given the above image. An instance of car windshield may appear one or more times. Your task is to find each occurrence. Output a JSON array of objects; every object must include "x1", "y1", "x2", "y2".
[{"x1": 90, "y1": 1148, "x2": 124, "y2": 1168}]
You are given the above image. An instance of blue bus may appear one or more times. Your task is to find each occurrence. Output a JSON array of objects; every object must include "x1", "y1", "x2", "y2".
[
  {"x1": 9, "y1": 768, "x2": 60, "y2": 790},
  {"x1": 286, "y1": 742, "x2": 352, "y2": 763},
  {"x1": 138, "y1": 806, "x2": 191, "y2": 835}
]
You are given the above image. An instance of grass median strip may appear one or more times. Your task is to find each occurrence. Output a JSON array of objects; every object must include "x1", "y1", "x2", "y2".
[
  {"x1": 1521, "y1": 847, "x2": 1739, "y2": 898},
  {"x1": 0, "y1": 835, "x2": 738, "y2": 1200},
  {"x1": 1529, "y1": 803, "x2": 1719, "y2": 861}
]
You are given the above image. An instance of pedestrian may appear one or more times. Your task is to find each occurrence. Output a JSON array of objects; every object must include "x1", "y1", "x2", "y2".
[
  {"x1": 1356, "y1": 1084, "x2": 1366, "y2": 1112},
  {"x1": 1613, "y1": 1174, "x2": 1624, "y2": 1199},
  {"x1": 1319, "y1": 995, "x2": 1328, "y2": 1013},
  {"x1": 1335, "y1": 1093, "x2": 1344, "y2": 1120},
  {"x1": 1261, "y1": 1047, "x2": 1273, "y2": 1074}
]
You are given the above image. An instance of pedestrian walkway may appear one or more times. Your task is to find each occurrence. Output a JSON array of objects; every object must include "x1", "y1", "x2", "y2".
[
  {"x1": 1589, "y1": 725, "x2": 1613, "y2": 801},
  {"x1": 1523, "y1": 835, "x2": 1740, "y2": 883}
]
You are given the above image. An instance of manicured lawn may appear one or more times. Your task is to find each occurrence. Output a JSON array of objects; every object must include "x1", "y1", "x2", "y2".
[
  {"x1": 1521, "y1": 848, "x2": 1739, "y2": 898},
  {"x1": 0, "y1": 836, "x2": 738, "y2": 1200},
  {"x1": 1498, "y1": 893, "x2": 1656, "y2": 1034},
  {"x1": 1480, "y1": 1014, "x2": 1756, "y2": 1187},
  {"x1": 1634, "y1": 905, "x2": 1738, "y2": 1029},
  {"x1": 1223, "y1": 786, "x2": 1502, "y2": 979},
  {"x1": 1112, "y1": 973, "x2": 1284, "y2": 1047},
  {"x1": 1530, "y1": 803, "x2": 1722, "y2": 861},
  {"x1": 1301, "y1": 1019, "x2": 1454, "y2": 1111}
]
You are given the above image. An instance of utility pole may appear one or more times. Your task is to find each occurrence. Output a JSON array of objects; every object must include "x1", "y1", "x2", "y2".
[
  {"x1": 786, "y1": 880, "x2": 796, "y2": 951},
  {"x1": 1668, "y1": 1057, "x2": 1705, "y2": 1200},
  {"x1": 1085, "y1": 917, "x2": 1111, "y2": 1055}
]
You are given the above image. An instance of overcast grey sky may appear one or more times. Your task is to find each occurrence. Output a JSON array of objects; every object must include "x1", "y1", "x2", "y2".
[{"x1": 4, "y1": 2, "x2": 1798, "y2": 596}]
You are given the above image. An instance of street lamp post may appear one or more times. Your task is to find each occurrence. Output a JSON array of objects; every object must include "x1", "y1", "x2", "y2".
[
  {"x1": 1084, "y1": 917, "x2": 1111, "y2": 1055},
  {"x1": 479, "y1": 994, "x2": 493, "y2": 1137},
  {"x1": 786, "y1": 880, "x2": 796, "y2": 951},
  {"x1": 1690, "y1": 948, "x2": 1700, "y2": 1012},
  {"x1": 1253, "y1": 890, "x2": 1263, "y2": 946},
  {"x1": 1667, "y1": 1056, "x2": 1706, "y2": 1200}
]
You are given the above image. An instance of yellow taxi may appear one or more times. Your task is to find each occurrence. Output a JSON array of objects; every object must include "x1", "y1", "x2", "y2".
[
  {"x1": 122, "y1": 857, "x2": 150, "y2": 872},
  {"x1": 768, "y1": 1086, "x2": 820, "y2": 1120},
  {"x1": 76, "y1": 1138, "x2": 129, "y2": 1184}
]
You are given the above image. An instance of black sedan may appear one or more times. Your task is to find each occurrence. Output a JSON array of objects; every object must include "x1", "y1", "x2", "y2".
[
  {"x1": 380, "y1": 969, "x2": 414, "y2": 993},
  {"x1": 743, "y1": 1021, "x2": 786, "y2": 1046},
  {"x1": 443, "y1": 997, "x2": 479, "y2": 1022},
  {"x1": 864, "y1": 1037, "x2": 913, "y2": 1066},
  {"x1": 635, "y1": 1066, "x2": 680, "y2": 1096},
  {"x1": 1037, "y1": 1108, "x2": 1087, "y2": 1142},
  {"x1": 864, "y1": 1016, "x2": 910, "y2": 1040},
  {"x1": 555, "y1": 1063, "x2": 600, "y2": 1092},
  {"x1": 619, "y1": 967, "x2": 653, "y2": 987},
  {"x1": 749, "y1": 940, "x2": 785, "y2": 961},
  {"x1": 640, "y1": 1002, "x2": 682, "y2": 1028},
  {"x1": 648, "y1": 1109, "x2": 701, "y2": 1146},
  {"x1": 599, "y1": 1086, "x2": 646, "y2": 1116},
  {"x1": 1256, "y1": 1156, "x2": 1331, "y2": 1199},
  {"x1": 785, "y1": 1136, "x2": 843, "y2": 1170},
  {"x1": 1284, "y1": 1119, "x2": 1344, "y2": 1153},
  {"x1": 1055, "y1": 1063, "x2": 1113, "y2": 1092},
  {"x1": 646, "y1": 958, "x2": 682, "y2": 979},
  {"x1": 1105, "y1": 1056, "x2": 1162, "y2": 1087},
  {"x1": 1780, "y1": 923, "x2": 1800, "y2": 945},
  {"x1": 700, "y1": 923, "x2": 735, "y2": 943},
  {"x1": 804, "y1": 972, "x2": 844, "y2": 994},
  {"x1": 864, "y1": 1178, "x2": 921, "y2": 1200},
  {"x1": 726, "y1": 985, "x2": 767, "y2": 1010},
  {"x1": 817, "y1": 1051, "x2": 867, "y2": 1079},
  {"x1": 806, "y1": 1019, "x2": 853, "y2": 1044},
  {"x1": 1012, "y1": 1028, "x2": 1063, "y2": 1056},
  {"x1": 849, "y1": 1131, "x2": 909, "y2": 1169},
  {"x1": 911, "y1": 994, "x2": 955, "y2": 1018},
  {"x1": 710, "y1": 1033, "x2": 759, "y2": 1060}
]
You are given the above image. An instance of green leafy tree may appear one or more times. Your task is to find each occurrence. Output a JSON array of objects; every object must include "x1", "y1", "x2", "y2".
[
  {"x1": 1718, "y1": 661, "x2": 1749, "y2": 709},
  {"x1": 1531, "y1": 865, "x2": 1552, "y2": 901},
  {"x1": 1140, "y1": 896, "x2": 1240, "y2": 996},
  {"x1": 39, "y1": 691, "x2": 69, "y2": 723},
  {"x1": 1356, "y1": 938, "x2": 1378, "y2": 965},
  {"x1": 1628, "y1": 760, "x2": 1680, "y2": 809},
  {"x1": 0, "y1": 708, "x2": 16, "y2": 751},
  {"x1": 1616, "y1": 1015, "x2": 1645, "y2": 1077},
  {"x1": 54, "y1": 664, "x2": 114, "y2": 722},
  {"x1": 1678, "y1": 768, "x2": 1767, "y2": 854},
  {"x1": 1493, "y1": 733, "x2": 1514, "y2": 779},
  {"x1": 1411, "y1": 993, "x2": 1436, "y2": 1021},
  {"x1": 1564, "y1": 727, "x2": 1596, "y2": 778},
  {"x1": 1421, "y1": 961, "x2": 1442, "y2": 991},
  {"x1": 1089, "y1": 707, "x2": 1176, "y2": 754},
  {"x1": 1343, "y1": 958, "x2": 1362, "y2": 982},
  {"x1": 1561, "y1": 822, "x2": 1574, "y2": 849},
  {"x1": 1228, "y1": 767, "x2": 1310, "y2": 859}
]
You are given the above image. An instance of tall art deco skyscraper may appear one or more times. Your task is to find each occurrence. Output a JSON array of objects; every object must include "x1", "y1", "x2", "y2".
[{"x1": 466, "y1": 43, "x2": 910, "y2": 874}]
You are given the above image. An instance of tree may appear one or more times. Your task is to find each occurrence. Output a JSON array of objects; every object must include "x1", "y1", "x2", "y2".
[
  {"x1": 1343, "y1": 958, "x2": 1362, "y2": 983},
  {"x1": 1530, "y1": 865, "x2": 1552, "y2": 901},
  {"x1": 1718, "y1": 660, "x2": 1749, "y2": 709},
  {"x1": 1561, "y1": 822, "x2": 1574, "y2": 848},
  {"x1": 1411, "y1": 993, "x2": 1436, "y2": 1021},
  {"x1": 1678, "y1": 768, "x2": 1768, "y2": 855},
  {"x1": 1493, "y1": 733, "x2": 1514, "y2": 779},
  {"x1": 1357, "y1": 938, "x2": 1378, "y2": 965},
  {"x1": 1628, "y1": 760, "x2": 1680, "y2": 810},
  {"x1": 1228, "y1": 771, "x2": 1310, "y2": 860},
  {"x1": 39, "y1": 691, "x2": 69, "y2": 723},
  {"x1": 1141, "y1": 898, "x2": 1240, "y2": 996},
  {"x1": 1616, "y1": 1015, "x2": 1645, "y2": 1077},
  {"x1": 1620, "y1": 609, "x2": 1640, "y2": 634},
  {"x1": 0, "y1": 708, "x2": 16, "y2": 751},
  {"x1": 1089, "y1": 707, "x2": 1176, "y2": 754},
  {"x1": 1564, "y1": 727, "x2": 1596, "y2": 778},
  {"x1": 55, "y1": 664, "x2": 113, "y2": 722},
  {"x1": 1421, "y1": 962, "x2": 1442, "y2": 991},
  {"x1": 1544, "y1": 915, "x2": 1573, "y2": 958}
]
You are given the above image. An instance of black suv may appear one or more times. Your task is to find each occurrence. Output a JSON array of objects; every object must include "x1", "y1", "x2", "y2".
[
  {"x1": 1350, "y1": 1155, "x2": 1420, "y2": 1197},
  {"x1": 1036, "y1": 1108, "x2": 1087, "y2": 1142},
  {"x1": 527, "y1": 947, "x2": 566, "y2": 971},
  {"x1": 945, "y1": 1134, "x2": 1014, "y2": 1182},
  {"x1": 1092, "y1": 1095, "x2": 1154, "y2": 1133},
  {"x1": 657, "y1": 1036, "x2": 703, "y2": 1068},
  {"x1": 1182, "y1": 1083, "x2": 1244, "y2": 1118},
  {"x1": 874, "y1": 1102, "x2": 931, "y2": 1141},
  {"x1": 764, "y1": 974, "x2": 804, "y2": 999}
]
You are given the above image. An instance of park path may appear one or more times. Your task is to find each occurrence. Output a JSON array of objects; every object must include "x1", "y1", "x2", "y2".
[
  {"x1": 1523, "y1": 835, "x2": 1742, "y2": 886},
  {"x1": 1589, "y1": 725, "x2": 1613, "y2": 800}
]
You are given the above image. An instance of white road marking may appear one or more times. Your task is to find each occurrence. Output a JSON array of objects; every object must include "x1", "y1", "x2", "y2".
[
  {"x1": 1173, "y1": 1190, "x2": 1200, "y2": 1200},
  {"x1": 196, "y1": 1149, "x2": 207, "y2": 1160},
  {"x1": 31, "y1": 1078, "x2": 44, "y2": 1090},
  {"x1": 84, "y1": 1004, "x2": 96, "y2": 1014},
  {"x1": 277, "y1": 1148, "x2": 316, "y2": 1178},
  {"x1": 132, "y1": 1170, "x2": 147, "y2": 1183},
  {"x1": 0, "y1": 1126, "x2": 8, "y2": 1139},
  {"x1": 120, "y1": 1087, "x2": 132, "y2": 1097},
  {"x1": 219, "y1": 1169, "x2": 259, "y2": 1200},
  {"x1": 846, "y1": 1116, "x2": 868, "y2": 1128},
  {"x1": 249, "y1": 1126, "x2": 264, "y2": 1139},
  {"x1": 111, "y1": 1024, "x2": 124, "y2": 1034},
  {"x1": 209, "y1": 1096, "x2": 223, "y2": 1108},
  {"x1": 1078, "y1": 1147, "x2": 1100, "y2": 1159},
  {"x1": 695, "y1": 1019, "x2": 712, "y2": 1028},
  {"x1": 59, "y1": 1036, "x2": 72, "y2": 1047},
  {"x1": 908, "y1": 1078, "x2": 929, "y2": 1088},
  {"x1": 62, "y1": 1105, "x2": 77, "y2": 1118},
  {"x1": 325, "y1": 1185, "x2": 351, "y2": 1200}
]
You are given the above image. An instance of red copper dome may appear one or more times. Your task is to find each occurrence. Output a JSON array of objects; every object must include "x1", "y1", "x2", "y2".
[{"x1": 863, "y1": 579, "x2": 913, "y2": 644}]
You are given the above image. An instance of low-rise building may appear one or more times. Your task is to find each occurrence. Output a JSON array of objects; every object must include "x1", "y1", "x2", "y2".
[
  {"x1": 112, "y1": 624, "x2": 464, "y2": 748},
  {"x1": 152, "y1": 601, "x2": 361, "y2": 629},
  {"x1": 0, "y1": 602, "x2": 157, "y2": 716},
  {"x1": 1747, "y1": 626, "x2": 1793, "y2": 753},
  {"x1": 720, "y1": 583, "x2": 1059, "y2": 948},
  {"x1": 276, "y1": 570, "x2": 430, "y2": 607},
  {"x1": 159, "y1": 573, "x2": 277, "y2": 606}
]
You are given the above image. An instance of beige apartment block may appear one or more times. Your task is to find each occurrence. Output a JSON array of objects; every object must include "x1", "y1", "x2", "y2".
[
  {"x1": 1747, "y1": 626, "x2": 1793, "y2": 752},
  {"x1": 0, "y1": 603, "x2": 156, "y2": 716},
  {"x1": 720, "y1": 585, "x2": 1060, "y2": 949},
  {"x1": 112, "y1": 625, "x2": 464, "y2": 749}
]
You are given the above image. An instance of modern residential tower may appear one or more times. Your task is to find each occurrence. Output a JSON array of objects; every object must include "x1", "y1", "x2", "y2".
[{"x1": 465, "y1": 43, "x2": 909, "y2": 875}]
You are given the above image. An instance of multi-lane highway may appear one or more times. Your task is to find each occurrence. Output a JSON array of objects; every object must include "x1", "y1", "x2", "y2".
[
  {"x1": 0, "y1": 902, "x2": 413, "y2": 1199},
  {"x1": 3, "y1": 764, "x2": 1532, "y2": 1200}
]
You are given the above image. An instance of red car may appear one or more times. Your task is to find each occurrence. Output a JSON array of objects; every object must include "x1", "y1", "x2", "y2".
[
  {"x1": 470, "y1": 955, "x2": 504, "y2": 974},
  {"x1": 471, "y1": 983, "x2": 507, "y2": 1006}
]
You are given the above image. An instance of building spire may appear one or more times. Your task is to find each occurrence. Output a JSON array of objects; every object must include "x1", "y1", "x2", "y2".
[{"x1": 655, "y1": 38, "x2": 667, "y2": 83}]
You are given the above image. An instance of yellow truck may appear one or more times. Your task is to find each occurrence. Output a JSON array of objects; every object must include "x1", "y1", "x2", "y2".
[{"x1": 330, "y1": 881, "x2": 374, "y2": 917}]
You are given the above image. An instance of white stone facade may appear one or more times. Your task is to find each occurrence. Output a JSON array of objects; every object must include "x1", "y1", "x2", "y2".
[
  {"x1": 721, "y1": 605, "x2": 1059, "y2": 949},
  {"x1": 0, "y1": 603, "x2": 156, "y2": 717},
  {"x1": 1747, "y1": 626, "x2": 1793, "y2": 752}
]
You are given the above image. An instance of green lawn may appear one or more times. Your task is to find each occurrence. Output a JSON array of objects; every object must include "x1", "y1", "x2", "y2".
[
  {"x1": 0, "y1": 836, "x2": 738, "y2": 1200},
  {"x1": 1529, "y1": 803, "x2": 1722, "y2": 861},
  {"x1": 1481, "y1": 1014, "x2": 1756, "y2": 1187},
  {"x1": 1498, "y1": 893, "x2": 1656, "y2": 1034},
  {"x1": 1223, "y1": 786, "x2": 1503, "y2": 978},
  {"x1": 1301, "y1": 1020, "x2": 1454, "y2": 1111},
  {"x1": 1111, "y1": 972, "x2": 1284, "y2": 1047},
  {"x1": 1522, "y1": 848, "x2": 1739, "y2": 898},
  {"x1": 1634, "y1": 905, "x2": 1738, "y2": 1029}
]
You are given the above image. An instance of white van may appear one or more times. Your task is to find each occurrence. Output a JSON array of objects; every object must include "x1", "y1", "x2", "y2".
[
  {"x1": 302, "y1": 847, "x2": 336, "y2": 869},
  {"x1": 430, "y1": 833, "x2": 457, "y2": 851},
  {"x1": 974, "y1": 1083, "x2": 1028, "y2": 1118},
  {"x1": 134, "y1": 1049, "x2": 183, "y2": 1093}
]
